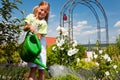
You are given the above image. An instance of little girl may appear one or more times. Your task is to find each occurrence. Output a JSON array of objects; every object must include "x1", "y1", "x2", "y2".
[
  {"x1": 24, "y1": 1, "x2": 50, "y2": 80},
  {"x1": 24, "y1": 6, "x2": 40, "y2": 33}
]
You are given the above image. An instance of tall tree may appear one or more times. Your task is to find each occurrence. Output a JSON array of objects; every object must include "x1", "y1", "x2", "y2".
[{"x1": 0, "y1": 0, "x2": 23, "y2": 46}]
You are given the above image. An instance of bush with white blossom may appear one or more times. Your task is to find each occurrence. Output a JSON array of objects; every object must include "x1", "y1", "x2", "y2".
[
  {"x1": 91, "y1": 49, "x2": 120, "y2": 80},
  {"x1": 51, "y1": 26, "x2": 79, "y2": 68}
]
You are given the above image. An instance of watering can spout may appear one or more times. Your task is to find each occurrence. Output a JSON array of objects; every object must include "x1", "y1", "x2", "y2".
[{"x1": 33, "y1": 58, "x2": 47, "y2": 69}]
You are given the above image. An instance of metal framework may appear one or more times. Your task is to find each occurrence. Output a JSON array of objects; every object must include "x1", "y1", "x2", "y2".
[{"x1": 60, "y1": 0, "x2": 109, "y2": 47}]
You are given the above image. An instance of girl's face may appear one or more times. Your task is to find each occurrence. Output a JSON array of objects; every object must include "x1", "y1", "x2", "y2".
[{"x1": 37, "y1": 5, "x2": 48, "y2": 19}]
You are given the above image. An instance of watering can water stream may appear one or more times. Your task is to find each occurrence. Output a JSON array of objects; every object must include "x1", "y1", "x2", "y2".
[{"x1": 19, "y1": 31, "x2": 47, "y2": 69}]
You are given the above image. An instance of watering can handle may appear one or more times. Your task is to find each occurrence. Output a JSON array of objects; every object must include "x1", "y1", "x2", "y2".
[
  {"x1": 25, "y1": 31, "x2": 41, "y2": 49},
  {"x1": 25, "y1": 31, "x2": 36, "y2": 39},
  {"x1": 26, "y1": 31, "x2": 32, "y2": 37}
]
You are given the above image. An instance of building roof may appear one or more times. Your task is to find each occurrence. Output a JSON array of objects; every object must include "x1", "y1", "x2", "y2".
[{"x1": 46, "y1": 37, "x2": 56, "y2": 47}]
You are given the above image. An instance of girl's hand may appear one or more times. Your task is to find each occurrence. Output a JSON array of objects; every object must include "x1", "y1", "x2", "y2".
[
  {"x1": 24, "y1": 23, "x2": 30, "y2": 31},
  {"x1": 29, "y1": 25, "x2": 36, "y2": 33},
  {"x1": 24, "y1": 23, "x2": 36, "y2": 33},
  {"x1": 37, "y1": 33, "x2": 43, "y2": 39}
]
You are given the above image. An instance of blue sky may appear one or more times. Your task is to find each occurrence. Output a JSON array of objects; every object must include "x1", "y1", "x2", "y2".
[{"x1": 18, "y1": 0, "x2": 120, "y2": 44}]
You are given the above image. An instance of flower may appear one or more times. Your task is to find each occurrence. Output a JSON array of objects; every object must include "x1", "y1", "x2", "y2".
[
  {"x1": 95, "y1": 62, "x2": 99, "y2": 66},
  {"x1": 72, "y1": 40, "x2": 78, "y2": 47},
  {"x1": 56, "y1": 26, "x2": 68, "y2": 36},
  {"x1": 52, "y1": 46, "x2": 56, "y2": 51},
  {"x1": 93, "y1": 54, "x2": 98, "y2": 59},
  {"x1": 102, "y1": 54, "x2": 109, "y2": 59},
  {"x1": 60, "y1": 47, "x2": 64, "y2": 50},
  {"x1": 67, "y1": 48, "x2": 78, "y2": 56},
  {"x1": 105, "y1": 71, "x2": 110, "y2": 76},
  {"x1": 56, "y1": 38, "x2": 65, "y2": 47},
  {"x1": 99, "y1": 49, "x2": 103, "y2": 54},
  {"x1": 113, "y1": 65, "x2": 117, "y2": 69},
  {"x1": 107, "y1": 57, "x2": 112, "y2": 62},
  {"x1": 77, "y1": 58, "x2": 80, "y2": 63},
  {"x1": 56, "y1": 26, "x2": 61, "y2": 32},
  {"x1": 102, "y1": 54, "x2": 112, "y2": 62}
]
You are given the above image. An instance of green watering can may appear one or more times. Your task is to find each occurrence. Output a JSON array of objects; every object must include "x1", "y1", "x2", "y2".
[{"x1": 19, "y1": 31, "x2": 47, "y2": 69}]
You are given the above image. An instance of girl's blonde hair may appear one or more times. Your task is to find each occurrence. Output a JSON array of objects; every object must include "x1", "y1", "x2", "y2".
[
  {"x1": 38, "y1": 1, "x2": 50, "y2": 23},
  {"x1": 33, "y1": 6, "x2": 39, "y2": 17}
]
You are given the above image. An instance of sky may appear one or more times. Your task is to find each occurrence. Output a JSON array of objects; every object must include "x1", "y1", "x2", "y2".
[{"x1": 17, "y1": 0, "x2": 120, "y2": 44}]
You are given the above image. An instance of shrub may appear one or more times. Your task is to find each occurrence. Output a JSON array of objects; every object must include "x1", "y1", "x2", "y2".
[
  {"x1": 47, "y1": 27, "x2": 87, "y2": 70},
  {"x1": 76, "y1": 58, "x2": 97, "y2": 70},
  {"x1": 0, "y1": 65, "x2": 29, "y2": 80}
]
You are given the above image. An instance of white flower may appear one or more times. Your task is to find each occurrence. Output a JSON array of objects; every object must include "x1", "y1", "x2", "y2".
[
  {"x1": 77, "y1": 58, "x2": 80, "y2": 63},
  {"x1": 99, "y1": 50, "x2": 103, "y2": 54},
  {"x1": 56, "y1": 42, "x2": 62, "y2": 47},
  {"x1": 93, "y1": 54, "x2": 98, "y2": 59},
  {"x1": 56, "y1": 26, "x2": 61, "y2": 32},
  {"x1": 105, "y1": 71, "x2": 110, "y2": 76},
  {"x1": 107, "y1": 57, "x2": 112, "y2": 62},
  {"x1": 56, "y1": 38, "x2": 64, "y2": 47},
  {"x1": 67, "y1": 48, "x2": 73, "y2": 56},
  {"x1": 102, "y1": 54, "x2": 112, "y2": 62},
  {"x1": 52, "y1": 46, "x2": 56, "y2": 51},
  {"x1": 72, "y1": 40, "x2": 78, "y2": 47},
  {"x1": 61, "y1": 27, "x2": 66, "y2": 33},
  {"x1": 103, "y1": 54, "x2": 109, "y2": 60},
  {"x1": 73, "y1": 48, "x2": 79, "y2": 54},
  {"x1": 56, "y1": 26, "x2": 68, "y2": 36},
  {"x1": 56, "y1": 37, "x2": 60, "y2": 43},
  {"x1": 63, "y1": 31, "x2": 68, "y2": 36},
  {"x1": 62, "y1": 28, "x2": 68, "y2": 36},
  {"x1": 67, "y1": 48, "x2": 78, "y2": 56},
  {"x1": 60, "y1": 47, "x2": 64, "y2": 50},
  {"x1": 113, "y1": 65, "x2": 117, "y2": 69},
  {"x1": 95, "y1": 62, "x2": 99, "y2": 66}
]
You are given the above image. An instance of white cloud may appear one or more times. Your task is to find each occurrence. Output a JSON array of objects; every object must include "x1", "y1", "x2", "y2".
[
  {"x1": 47, "y1": 28, "x2": 57, "y2": 37},
  {"x1": 77, "y1": 20, "x2": 87, "y2": 26},
  {"x1": 72, "y1": 21, "x2": 87, "y2": 36},
  {"x1": 49, "y1": 13, "x2": 56, "y2": 18},
  {"x1": 100, "y1": 28, "x2": 106, "y2": 32},
  {"x1": 73, "y1": 20, "x2": 88, "y2": 32},
  {"x1": 73, "y1": 20, "x2": 106, "y2": 36},
  {"x1": 117, "y1": 29, "x2": 120, "y2": 33},
  {"x1": 83, "y1": 29, "x2": 97, "y2": 35},
  {"x1": 114, "y1": 21, "x2": 120, "y2": 27},
  {"x1": 108, "y1": 35, "x2": 117, "y2": 43},
  {"x1": 82, "y1": 28, "x2": 105, "y2": 35}
]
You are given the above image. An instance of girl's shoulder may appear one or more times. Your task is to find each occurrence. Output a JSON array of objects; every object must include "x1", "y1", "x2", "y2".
[
  {"x1": 24, "y1": 13, "x2": 35, "y2": 23},
  {"x1": 26, "y1": 14, "x2": 34, "y2": 18},
  {"x1": 40, "y1": 19, "x2": 47, "y2": 25}
]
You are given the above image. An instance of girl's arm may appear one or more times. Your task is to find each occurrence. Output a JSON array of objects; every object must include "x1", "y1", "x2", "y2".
[
  {"x1": 24, "y1": 23, "x2": 30, "y2": 31},
  {"x1": 24, "y1": 23, "x2": 36, "y2": 32},
  {"x1": 37, "y1": 33, "x2": 44, "y2": 39}
]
